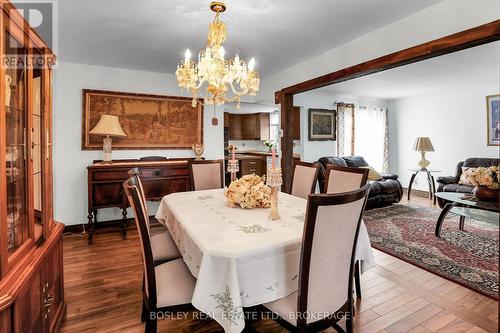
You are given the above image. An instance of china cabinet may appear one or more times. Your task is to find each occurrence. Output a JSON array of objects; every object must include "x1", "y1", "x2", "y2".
[{"x1": 0, "y1": 1, "x2": 65, "y2": 332}]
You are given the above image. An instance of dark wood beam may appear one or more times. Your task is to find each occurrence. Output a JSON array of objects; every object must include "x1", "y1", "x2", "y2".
[
  {"x1": 280, "y1": 93, "x2": 294, "y2": 193},
  {"x1": 275, "y1": 20, "x2": 500, "y2": 97},
  {"x1": 276, "y1": 21, "x2": 499, "y2": 182}
]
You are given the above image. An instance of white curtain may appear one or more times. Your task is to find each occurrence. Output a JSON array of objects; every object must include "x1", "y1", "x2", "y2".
[{"x1": 354, "y1": 107, "x2": 388, "y2": 172}]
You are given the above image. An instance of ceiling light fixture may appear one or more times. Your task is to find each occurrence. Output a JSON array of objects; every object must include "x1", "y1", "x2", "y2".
[{"x1": 175, "y1": 1, "x2": 260, "y2": 110}]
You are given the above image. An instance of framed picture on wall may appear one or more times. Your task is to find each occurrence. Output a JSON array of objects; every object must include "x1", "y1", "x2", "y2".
[
  {"x1": 486, "y1": 94, "x2": 500, "y2": 146},
  {"x1": 82, "y1": 89, "x2": 203, "y2": 150},
  {"x1": 308, "y1": 108, "x2": 336, "y2": 141}
]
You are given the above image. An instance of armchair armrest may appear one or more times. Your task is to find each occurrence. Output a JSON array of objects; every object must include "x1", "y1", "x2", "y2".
[
  {"x1": 381, "y1": 173, "x2": 398, "y2": 180},
  {"x1": 436, "y1": 176, "x2": 458, "y2": 185}
]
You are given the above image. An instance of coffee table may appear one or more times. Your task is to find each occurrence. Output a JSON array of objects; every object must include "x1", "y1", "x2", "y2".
[{"x1": 434, "y1": 192, "x2": 499, "y2": 237}]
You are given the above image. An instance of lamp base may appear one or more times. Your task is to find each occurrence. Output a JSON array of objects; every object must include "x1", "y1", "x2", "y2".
[
  {"x1": 418, "y1": 151, "x2": 430, "y2": 170},
  {"x1": 102, "y1": 136, "x2": 113, "y2": 163}
]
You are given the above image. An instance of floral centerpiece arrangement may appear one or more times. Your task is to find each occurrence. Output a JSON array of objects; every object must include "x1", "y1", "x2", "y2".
[
  {"x1": 225, "y1": 174, "x2": 271, "y2": 208},
  {"x1": 471, "y1": 166, "x2": 499, "y2": 202}
]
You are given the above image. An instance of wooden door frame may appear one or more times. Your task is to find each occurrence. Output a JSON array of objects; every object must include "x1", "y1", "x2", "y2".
[{"x1": 276, "y1": 20, "x2": 500, "y2": 193}]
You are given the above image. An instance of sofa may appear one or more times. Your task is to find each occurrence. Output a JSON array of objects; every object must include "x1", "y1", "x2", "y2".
[
  {"x1": 436, "y1": 157, "x2": 499, "y2": 208},
  {"x1": 317, "y1": 156, "x2": 403, "y2": 209}
]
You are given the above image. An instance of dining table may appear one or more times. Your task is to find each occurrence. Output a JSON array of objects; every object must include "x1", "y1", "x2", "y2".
[{"x1": 155, "y1": 188, "x2": 375, "y2": 333}]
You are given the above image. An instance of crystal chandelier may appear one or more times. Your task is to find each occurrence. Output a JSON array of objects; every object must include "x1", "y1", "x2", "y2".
[{"x1": 175, "y1": 1, "x2": 260, "y2": 109}]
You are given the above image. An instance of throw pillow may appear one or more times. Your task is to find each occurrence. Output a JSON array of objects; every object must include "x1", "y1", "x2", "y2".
[
  {"x1": 360, "y1": 166, "x2": 383, "y2": 181},
  {"x1": 459, "y1": 167, "x2": 478, "y2": 186}
]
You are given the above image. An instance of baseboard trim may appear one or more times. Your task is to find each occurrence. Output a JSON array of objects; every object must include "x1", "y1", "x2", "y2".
[
  {"x1": 403, "y1": 187, "x2": 431, "y2": 198},
  {"x1": 63, "y1": 216, "x2": 163, "y2": 234}
]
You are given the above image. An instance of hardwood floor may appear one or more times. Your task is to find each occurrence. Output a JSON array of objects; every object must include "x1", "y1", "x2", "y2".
[{"x1": 60, "y1": 196, "x2": 498, "y2": 333}]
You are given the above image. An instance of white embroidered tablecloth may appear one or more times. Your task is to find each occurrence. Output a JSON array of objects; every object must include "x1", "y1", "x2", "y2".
[{"x1": 155, "y1": 188, "x2": 375, "y2": 333}]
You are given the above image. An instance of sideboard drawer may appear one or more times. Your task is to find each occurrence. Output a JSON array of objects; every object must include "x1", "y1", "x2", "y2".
[
  {"x1": 92, "y1": 170, "x2": 129, "y2": 181},
  {"x1": 140, "y1": 167, "x2": 189, "y2": 179}
]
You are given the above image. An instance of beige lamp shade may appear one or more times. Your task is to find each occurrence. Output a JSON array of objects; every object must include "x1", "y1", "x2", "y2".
[
  {"x1": 89, "y1": 115, "x2": 127, "y2": 137},
  {"x1": 412, "y1": 137, "x2": 434, "y2": 152}
]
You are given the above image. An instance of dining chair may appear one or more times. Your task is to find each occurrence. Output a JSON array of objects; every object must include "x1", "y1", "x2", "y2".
[
  {"x1": 128, "y1": 168, "x2": 181, "y2": 265},
  {"x1": 322, "y1": 165, "x2": 369, "y2": 299},
  {"x1": 323, "y1": 165, "x2": 369, "y2": 194},
  {"x1": 123, "y1": 176, "x2": 195, "y2": 333},
  {"x1": 291, "y1": 161, "x2": 320, "y2": 199},
  {"x1": 189, "y1": 159, "x2": 224, "y2": 190},
  {"x1": 263, "y1": 185, "x2": 370, "y2": 333}
]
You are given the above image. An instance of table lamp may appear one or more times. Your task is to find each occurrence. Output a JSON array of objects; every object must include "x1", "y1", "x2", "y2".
[
  {"x1": 413, "y1": 137, "x2": 434, "y2": 170},
  {"x1": 89, "y1": 114, "x2": 127, "y2": 163}
]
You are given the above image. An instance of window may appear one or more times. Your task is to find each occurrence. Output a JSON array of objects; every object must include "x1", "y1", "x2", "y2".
[{"x1": 337, "y1": 103, "x2": 388, "y2": 172}]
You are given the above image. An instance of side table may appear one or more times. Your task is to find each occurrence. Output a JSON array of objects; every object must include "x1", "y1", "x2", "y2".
[{"x1": 407, "y1": 168, "x2": 441, "y2": 205}]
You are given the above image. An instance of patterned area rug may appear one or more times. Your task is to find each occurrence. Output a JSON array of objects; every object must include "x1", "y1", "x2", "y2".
[{"x1": 363, "y1": 204, "x2": 499, "y2": 300}]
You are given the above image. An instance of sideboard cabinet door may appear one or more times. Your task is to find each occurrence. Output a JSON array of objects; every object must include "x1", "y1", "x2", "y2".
[
  {"x1": 13, "y1": 269, "x2": 43, "y2": 333},
  {"x1": 43, "y1": 238, "x2": 64, "y2": 332}
]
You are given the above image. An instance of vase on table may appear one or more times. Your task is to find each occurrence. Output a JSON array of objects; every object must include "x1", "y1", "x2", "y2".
[
  {"x1": 192, "y1": 143, "x2": 204, "y2": 160},
  {"x1": 473, "y1": 186, "x2": 499, "y2": 202}
]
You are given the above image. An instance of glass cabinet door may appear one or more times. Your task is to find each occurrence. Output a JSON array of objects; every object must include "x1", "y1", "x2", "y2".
[
  {"x1": 32, "y1": 53, "x2": 45, "y2": 243},
  {"x1": 5, "y1": 31, "x2": 29, "y2": 255}
]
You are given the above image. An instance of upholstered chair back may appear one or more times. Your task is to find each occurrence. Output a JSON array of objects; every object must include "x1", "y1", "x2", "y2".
[
  {"x1": 324, "y1": 165, "x2": 369, "y2": 194},
  {"x1": 298, "y1": 185, "x2": 370, "y2": 325},
  {"x1": 123, "y1": 177, "x2": 157, "y2": 305},
  {"x1": 189, "y1": 160, "x2": 224, "y2": 191},
  {"x1": 291, "y1": 161, "x2": 320, "y2": 199}
]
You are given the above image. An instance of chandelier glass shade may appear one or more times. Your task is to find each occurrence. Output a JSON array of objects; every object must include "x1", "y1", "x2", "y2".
[{"x1": 175, "y1": 1, "x2": 260, "y2": 109}]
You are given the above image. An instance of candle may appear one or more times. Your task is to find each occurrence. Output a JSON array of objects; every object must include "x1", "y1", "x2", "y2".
[
  {"x1": 271, "y1": 147, "x2": 276, "y2": 168},
  {"x1": 231, "y1": 146, "x2": 235, "y2": 161},
  {"x1": 184, "y1": 49, "x2": 191, "y2": 66}
]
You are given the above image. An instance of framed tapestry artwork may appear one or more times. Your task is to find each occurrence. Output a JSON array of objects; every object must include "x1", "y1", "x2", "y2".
[
  {"x1": 308, "y1": 108, "x2": 336, "y2": 141},
  {"x1": 486, "y1": 94, "x2": 500, "y2": 146},
  {"x1": 82, "y1": 89, "x2": 203, "y2": 150}
]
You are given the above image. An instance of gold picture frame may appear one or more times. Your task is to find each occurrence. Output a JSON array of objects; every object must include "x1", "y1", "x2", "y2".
[
  {"x1": 82, "y1": 89, "x2": 203, "y2": 150},
  {"x1": 486, "y1": 94, "x2": 500, "y2": 146}
]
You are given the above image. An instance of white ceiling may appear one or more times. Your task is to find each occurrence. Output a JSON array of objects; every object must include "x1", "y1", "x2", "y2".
[
  {"x1": 57, "y1": 0, "x2": 442, "y2": 77},
  {"x1": 317, "y1": 41, "x2": 500, "y2": 99}
]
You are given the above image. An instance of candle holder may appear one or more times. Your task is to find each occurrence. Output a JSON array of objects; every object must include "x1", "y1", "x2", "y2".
[
  {"x1": 227, "y1": 159, "x2": 239, "y2": 183},
  {"x1": 266, "y1": 167, "x2": 282, "y2": 220}
]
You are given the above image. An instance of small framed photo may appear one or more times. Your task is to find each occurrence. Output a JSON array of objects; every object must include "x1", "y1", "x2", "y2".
[
  {"x1": 308, "y1": 108, "x2": 336, "y2": 141},
  {"x1": 486, "y1": 94, "x2": 500, "y2": 146}
]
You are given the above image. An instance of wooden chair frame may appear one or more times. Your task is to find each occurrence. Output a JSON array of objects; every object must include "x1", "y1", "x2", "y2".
[
  {"x1": 322, "y1": 164, "x2": 369, "y2": 300},
  {"x1": 264, "y1": 185, "x2": 370, "y2": 333},
  {"x1": 123, "y1": 176, "x2": 192, "y2": 333},
  {"x1": 188, "y1": 159, "x2": 225, "y2": 191},
  {"x1": 291, "y1": 161, "x2": 321, "y2": 198}
]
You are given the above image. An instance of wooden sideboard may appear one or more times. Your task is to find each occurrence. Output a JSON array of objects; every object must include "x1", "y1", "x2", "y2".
[{"x1": 87, "y1": 158, "x2": 192, "y2": 244}]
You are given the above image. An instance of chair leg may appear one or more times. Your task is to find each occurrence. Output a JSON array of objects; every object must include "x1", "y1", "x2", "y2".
[
  {"x1": 346, "y1": 303, "x2": 354, "y2": 333},
  {"x1": 145, "y1": 316, "x2": 157, "y2": 333},
  {"x1": 141, "y1": 301, "x2": 147, "y2": 323},
  {"x1": 354, "y1": 261, "x2": 362, "y2": 299}
]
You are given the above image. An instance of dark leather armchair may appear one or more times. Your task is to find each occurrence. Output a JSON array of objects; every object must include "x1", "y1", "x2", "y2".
[
  {"x1": 318, "y1": 156, "x2": 403, "y2": 209},
  {"x1": 436, "y1": 157, "x2": 500, "y2": 208}
]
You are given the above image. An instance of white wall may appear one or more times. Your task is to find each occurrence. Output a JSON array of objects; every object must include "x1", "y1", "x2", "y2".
[
  {"x1": 295, "y1": 91, "x2": 389, "y2": 163},
  {"x1": 53, "y1": 61, "x2": 224, "y2": 226},
  {"x1": 388, "y1": 85, "x2": 499, "y2": 192},
  {"x1": 259, "y1": 0, "x2": 500, "y2": 103}
]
